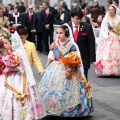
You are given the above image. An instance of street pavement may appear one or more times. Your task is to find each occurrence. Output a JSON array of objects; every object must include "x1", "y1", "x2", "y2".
[{"x1": 33, "y1": 52, "x2": 120, "y2": 120}]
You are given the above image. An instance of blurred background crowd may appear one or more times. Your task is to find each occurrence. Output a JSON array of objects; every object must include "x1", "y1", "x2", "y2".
[{"x1": 0, "y1": 0, "x2": 119, "y2": 54}]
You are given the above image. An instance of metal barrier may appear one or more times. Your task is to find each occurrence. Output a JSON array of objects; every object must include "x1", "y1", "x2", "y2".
[
  {"x1": 93, "y1": 28, "x2": 100, "y2": 45},
  {"x1": 53, "y1": 25, "x2": 59, "y2": 40}
]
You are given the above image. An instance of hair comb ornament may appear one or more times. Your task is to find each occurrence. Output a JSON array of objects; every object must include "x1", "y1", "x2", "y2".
[
  {"x1": 65, "y1": 28, "x2": 68, "y2": 32},
  {"x1": 0, "y1": 25, "x2": 10, "y2": 40}
]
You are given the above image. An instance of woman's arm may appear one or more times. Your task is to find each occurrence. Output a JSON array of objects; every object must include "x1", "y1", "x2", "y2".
[
  {"x1": 46, "y1": 50, "x2": 55, "y2": 67},
  {"x1": 46, "y1": 58, "x2": 52, "y2": 67}
]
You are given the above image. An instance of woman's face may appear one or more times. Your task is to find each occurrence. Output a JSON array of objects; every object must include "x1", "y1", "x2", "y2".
[
  {"x1": 0, "y1": 10, "x2": 3, "y2": 17},
  {"x1": 7, "y1": 5, "x2": 11, "y2": 10},
  {"x1": 56, "y1": 28, "x2": 67, "y2": 41},
  {"x1": 108, "y1": 6, "x2": 116, "y2": 16},
  {"x1": 3, "y1": 38, "x2": 12, "y2": 51},
  {"x1": 14, "y1": 8, "x2": 18, "y2": 13},
  {"x1": 97, "y1": 15, "x2": 103, "y2": 22}
]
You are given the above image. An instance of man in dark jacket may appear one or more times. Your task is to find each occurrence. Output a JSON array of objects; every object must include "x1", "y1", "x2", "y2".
[
  {"x1": 33, "y1": 4, "x2": 44, "y2": 53},
  {"x1": 67, "y1": 8, "x2": 96, "y2": 79},
  {"x1": 22, "y1": 5, "x2": 35, "y2": 43},
  {"x1": 41, "y1": 2, "x2": 55, "y2": 55}
]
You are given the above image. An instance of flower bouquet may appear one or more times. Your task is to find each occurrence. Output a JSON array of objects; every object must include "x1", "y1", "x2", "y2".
[
  {"x1": 4, "y1": 54, "x2": 20, "y2": 68},
  {"x1": 109, "y1": 24, "x2": 120, "y2": 40},
  {"x1": 61, "y1": 53, "x2": 81, "y2": 68},
  {"x1": 60, "y1": 53, "x2": 81, "y2": 79},
  {"x1": 116, "y1": 27, "x2": 120, "y2": 40},
  {"x1": 0, "y1": 59, "x2": 6, "y2": 75}
]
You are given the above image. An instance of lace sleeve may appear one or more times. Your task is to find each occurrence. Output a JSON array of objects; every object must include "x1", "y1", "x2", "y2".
[{"x1": 48, "y1": 50, "x2": 55, "y2": 60}]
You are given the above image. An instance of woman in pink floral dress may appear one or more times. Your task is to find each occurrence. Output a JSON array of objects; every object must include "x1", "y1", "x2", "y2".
[
  {"x1": 95, "y1": 4, "x2": 120, "y2": 75},
  {"x1": 0, "y1": 32, "x2": 46, "y2": 120}
]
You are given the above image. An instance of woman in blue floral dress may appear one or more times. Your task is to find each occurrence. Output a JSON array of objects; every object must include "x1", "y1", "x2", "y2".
[{"x1": 39, "y1": 25, "x2": 93, "y2": 117}]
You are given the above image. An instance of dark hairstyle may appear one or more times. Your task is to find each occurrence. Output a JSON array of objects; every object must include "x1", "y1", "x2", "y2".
[
  {"x1": 21, "y1": 2, "x2": 24, "y2": 5},
  {"x1": 107, "y1": 0, "x2": 113, "y2": 4},
  {"x1": 62, "y1": 4, "x2": 68, "y2": 10},
  {"x1": 81, "y1": 3, "x2": 88, "y2": 9},
  {"x1": 42, "y1": 1, "x2": 49, "y2": 6},
  {"x1": 100, "y1": 6, "x2": 106, "y2": 15},
  {"x1": 16, "y1": 25, "x2": 28, "y2": 35},
  {"x1": 71, "y1": 8, "x2": 83, "y2": 19},
  {"x1": 16, "y1": 2, "x2": 19, "y2": 5},
  {"x1": 113, "y1": 0, "x2": 119, "y2": 4},
  {"x1": 58, "y1": 25, "x2": 69, "y2": 38},
  {"x1": 4, "y1": 34, "x2": 12, "y2": 43}
]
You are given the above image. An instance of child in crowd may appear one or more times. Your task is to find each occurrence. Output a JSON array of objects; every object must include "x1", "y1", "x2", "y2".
[{"x1": 0, "y1": 31, "x2": 46, "y2": 120}]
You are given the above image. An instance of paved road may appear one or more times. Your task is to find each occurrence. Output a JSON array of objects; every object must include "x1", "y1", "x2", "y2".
[{"x1": 33, "y1": 52, "x2": 120, "y2": 120}]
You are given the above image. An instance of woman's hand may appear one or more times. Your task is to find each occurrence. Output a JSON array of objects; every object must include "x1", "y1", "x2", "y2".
[{"x1": 39, "y1": 71, "x2": 45, "y2": 77}]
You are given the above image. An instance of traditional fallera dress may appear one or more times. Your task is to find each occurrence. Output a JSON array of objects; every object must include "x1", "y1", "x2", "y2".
[
  {"x1": 95, "y1": 14, "x2": 120, "y2": 75},
  {"x1": 0, "y1": 51, "x2": 46, "y2": 120},
  {"x1": 39, "y1": 39, "x2": 93, "y2": 117}
]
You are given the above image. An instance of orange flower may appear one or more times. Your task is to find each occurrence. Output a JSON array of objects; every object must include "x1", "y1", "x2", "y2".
[{"x1": 60, "y1": 53, "x2": 82, "y2": 68}]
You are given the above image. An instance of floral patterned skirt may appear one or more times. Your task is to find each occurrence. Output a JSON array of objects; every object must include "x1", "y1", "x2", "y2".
[
  {"x1": 0, "y1": 74, "x2": 46, "y2": 120},
  {"x1": 39, "y1": 61, "x2": 93, "y2": 117},
  {"x1": 95, "y1": 35, "x2": 120, "y2": 75}
]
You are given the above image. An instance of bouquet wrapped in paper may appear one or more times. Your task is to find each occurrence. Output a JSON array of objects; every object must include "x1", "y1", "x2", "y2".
[
  {"x1": 116, "y1": 27, "x2": 120, "y2": 38},
  {"x1": 60, "y1": 53, "x2": 82, "y2": 79},
  {"x1": 109, "y1": 24, "x2": 120, "y2": 40},
  {"x1": 4, "y1": 54, "x2": 20, "y2": 68},
  {"x1": 60, "y1": 53, "x2": 81, "y2": 68},
  {"x1": 0, "y1": 59, "x2": 6, "y2": 75}
]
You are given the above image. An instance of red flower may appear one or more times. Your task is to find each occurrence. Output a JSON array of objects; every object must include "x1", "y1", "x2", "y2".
[
  {"x1": 81, "y1": 32, "x2": 87, "y2": 37},
  {"x1": 8, "y1": 14, "x2": 10, "y2": 20},
  {"x1": 0, "y1": 60, "x2": 6, "y2": 75},
  {"x1": 9, "y1": 26, "x2": 16, "y2": 33}
]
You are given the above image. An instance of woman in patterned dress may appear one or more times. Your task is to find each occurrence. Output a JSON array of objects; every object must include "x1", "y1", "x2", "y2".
[
  {"x1": 95, "y1": 4, "x2": 120, "y2": 75},
  {"x1": 39, "y1": 25, "x2": 93, "y2": 117},
  {"x1": 0, "y1": 32, "x2": 46, "y2": 120}
]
